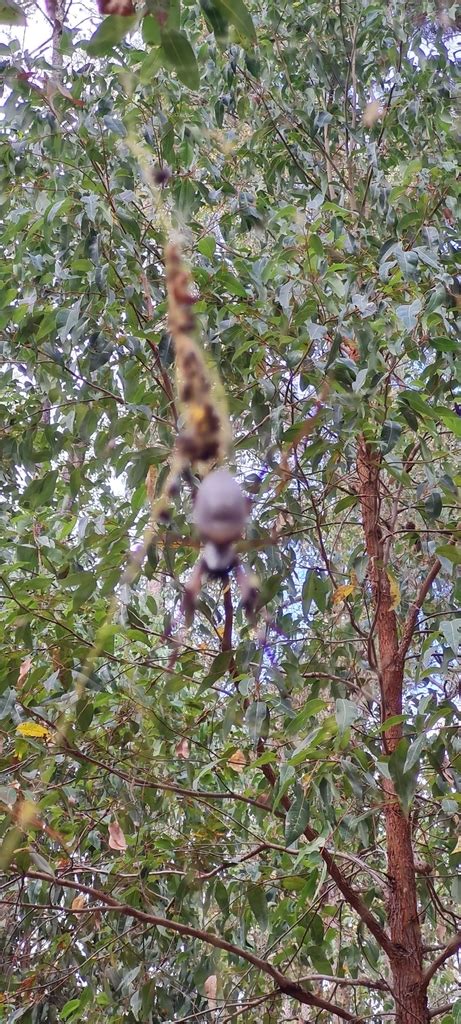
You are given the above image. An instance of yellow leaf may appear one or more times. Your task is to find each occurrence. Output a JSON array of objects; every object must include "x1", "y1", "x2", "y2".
[
  {"x1": 228, "y1": 749, "x2": 246, "y2": 773},
  {"x1": 17, "y1": 799, "x2": 37, "y2": 828},
  {"x1": 16, "y1": 722, "x2": 50, "y2": 739},
  {"x1": 71, "y1": 894, "x2": 87, "y2": 911},
  {"x1": 453, "y1": 836, "x2": 461, "y2": 854},
  {"x1": 332, "y1": 583, "x2": 355, "y2": 605},
  {"x1": 387, "y1": 571, "x2": 401, "y2": 610}
]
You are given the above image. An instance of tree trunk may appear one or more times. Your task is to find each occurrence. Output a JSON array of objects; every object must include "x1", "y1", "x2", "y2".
[{"x1": 357, "y1": 438, "x2": 429, "y2": 1024}]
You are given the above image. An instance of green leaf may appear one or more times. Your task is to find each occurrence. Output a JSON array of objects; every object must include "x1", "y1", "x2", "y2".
[
  {"x1": 403, "y1": 734, "x2": 426, "y2": 773},
  {"x1": 0, "y1": 785, "x2": 17, "y2": 806},
  {"x1": 72, "y1": 575, "x2": 97, "y2": 611},
  {"x1": 30, "y1": 850, "x2": 55, "y2": 877},
  {"x1": 302, "y1": 569, "x2": 329, "y2": 614},
  {"x1": 439, "y1": 619, "x2": 461, "y2": 655},
  {"x1": 272, "y1": 762, "x2": 296, "y2": 811},
  {"x1": 61, "y1": 1000, "x2": 81, "y2": 1021},
  {"x1": 424, "y1": 492, "x2": 442, "y2": 520},
  {"x1": 436, "y1": 408, "x2": 461, "y2": 439},
  {"x1": 217, "y1": 269, "x2": 247, "y2": 298},
  {"x1": 335, "y1": 698, "x2": 359, "y2": 734},
  {"x1": 245, "y1": 701, "x2": 270, "y2": 744},
  {"x1": 380, "y1": 420, "x2": 402, "y2": 454},
  {"x1": 76, "y1": 697, "x2": 94, "y2": 733},
  {"x1": 202, "y1": 650, "x2": 233, "y2": 686},
  {"x1": 22, "y1": 471, "x2": 58, "y2": 510},
  {"x1": 436, "y1": 545, "x2": 461, "y2": 565},
  {"x1": 86, "y1": 15, "x2": 138, "y2": 56},
  {"x1": 142, "y1": 13, "x2": 161, "y2": 44},
  {"x1": 453, "y1": 998, "x2": 461, "y2": 1024},
  {"x1": 334, "y1": 495, "x2": 358, "y2": 513},
  {"x1": 395, "y1": 299, "x2": 421, "y2": 329},
  {"x1": 388, "y1": 739, "x2": 418, "y2": 815},
  {"x1": 247, "y1": 884, "x2": 268, "y2": 930},
  {"x1": 197, "y1": 235, "x2": 216, "y2": 258},
  {"x1": 256, "y1": 573, "x2": 282, "y2": 609},
  {"x1": 200, "y1": 0, "x2": 229, "y2": 38},
  {"x1": 160, "y1": 30, "x2": 200, "y2": 90},
  {"x1": 0, "y1": 0, "x2": 26, "y2": 25},
  {"x1": 285, "y1": 785, "x2": 309, "y2": 846},
  {"x1": 214, "y1": 0, "x2": 256, "y2": 40},
  {"x1": 379, "y1": 715, "x2": 408, "y2": 732},
  {"x1": 286, "y1": 699, "x2": 326, "y2": 737},
  {"x1": 214, "y1": 879, "x2": 229, "y2": 917}
]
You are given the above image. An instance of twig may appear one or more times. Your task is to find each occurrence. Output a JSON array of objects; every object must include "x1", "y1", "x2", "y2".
[
  {"x1": 423, "y1": 932, "x2": 461, "y2": 989},
  {"x1": 398, "y1": 560, "x2": 442, "y2": 662},
  {"x1": 16, "y1": 871, "x2": 363, "y2": 1021}
]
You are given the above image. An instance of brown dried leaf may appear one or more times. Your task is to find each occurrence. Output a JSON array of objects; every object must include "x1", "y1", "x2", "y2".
[
  {"x1": 18, "y1": 657, "x2": 32, "y2": 686},
  {"x1": 71, "y1": 894, "x2": 87, "y2": 911},
  {"x1": 204, "y1": 974, "x2": 217, "y2": 1010},
  {"x1": 175, "y1": 737, "x2": 190, "y2": 759},
  {"x1": 108, "y1": 820, "x2": 127, "y2": 852},
  {"x1": 228, "y1": 749, "x2": 246, "y2": 773},
  {"x1": 97, "y1": 0, "x2": 135, "y2": 13},
  {"x1": 146, "y1": 464, "x2": 157, "y2": 503}
]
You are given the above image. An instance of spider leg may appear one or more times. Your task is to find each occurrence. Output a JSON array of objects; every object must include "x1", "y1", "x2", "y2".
[
  {"x1": 234, "y1": 561, "x2": 259, "y2": 621},
  {"x1": 182, "y1": 556, "x2": 207, "y2": 627}
]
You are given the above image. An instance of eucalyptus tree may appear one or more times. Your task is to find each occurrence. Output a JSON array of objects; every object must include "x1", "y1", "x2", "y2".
[{"x1": 0, "y1": 1, "x2": 459, "y2": 1022}]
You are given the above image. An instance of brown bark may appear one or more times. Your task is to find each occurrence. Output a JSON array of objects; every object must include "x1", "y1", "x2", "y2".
[{"x1": 357, "y1": 437, "x2": 429, "y2": 1024}]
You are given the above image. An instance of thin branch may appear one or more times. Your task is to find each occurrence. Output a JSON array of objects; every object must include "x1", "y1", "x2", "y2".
[
  {"x1": 359, "y1": 42, "x2": 403, "y2": 217},
  {"x1": 423, "y1": 932, "x2": 461, "y2": 989},
  {"x1": 429, "y1": 1004, "x2": 456, "y2": 1020},
  {"x1": 58, "y1": 742, "x2": 269, "y2": 814},
  {"x1": 299, "y1": 974, "x2": 388, "y2": 992},
  {"x1": 398, "y1": 560, "x2": 442, "y2": 662},
  {"x1": 60, "y1": 734, "x2": 395, "y2": 958},
  {"x1": 18, "y1": 871, "x2": 362, "y2": 1021},
  {"x1": 257, "y1": 759, "x2": 395, "y2": 959}
]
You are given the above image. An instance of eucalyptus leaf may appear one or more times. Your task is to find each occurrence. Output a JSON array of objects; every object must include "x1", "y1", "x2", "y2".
[
  {"x1": 160, "y1": 30, "x2": 200, "y2": 90},
  {"x1": 285, "y1": 785, "x2": 310, "y2": 846}
]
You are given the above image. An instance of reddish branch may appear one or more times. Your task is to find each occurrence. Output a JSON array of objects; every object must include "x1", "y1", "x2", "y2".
[
  {"x1": 58, "y1": 741, "x2": 392, "y2": 954},
  {"x1": 259, "y1": 756, "x2": 394, "y2": 958},
  {"x1": 20, "y1": 870, "x2": 361, "y2": 1021},
  {"x1": 357, "y1": 436, "x2": 429, "y2": 1024},
  {"x1": 423, "y1": 932, "x2": 461, "y2": 988},
  {"x1": 398, "y1": 559, "x2": 442, "y2": 662}
]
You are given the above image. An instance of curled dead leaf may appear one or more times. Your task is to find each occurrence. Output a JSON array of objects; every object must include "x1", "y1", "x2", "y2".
[
  {"x1": 108, "y1": 820, "x2": 127, "y2": 852},
  {"x1": 204, "y1": 974, "x2": 217, "y2": 1010},
  {"x1": 71, "y1": 894, "x2": 87, "y2": 911},
  {"x1": 18, "y1": 657, "x2": 32, "y2": 686},
  {"x1": 175, "y1": 737, "x2": 190, "y2": 759},
  {"x1": 146, "y1": 464, "x2": 157, "y2": 503},
  {"x1": 228, "y1": 749, "x2": 246, "y2": 773}
]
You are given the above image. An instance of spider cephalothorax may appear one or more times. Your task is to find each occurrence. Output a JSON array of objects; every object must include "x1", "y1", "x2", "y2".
[{"x1": 182, "y1": 468, "x2": 259, "y2": 625}]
